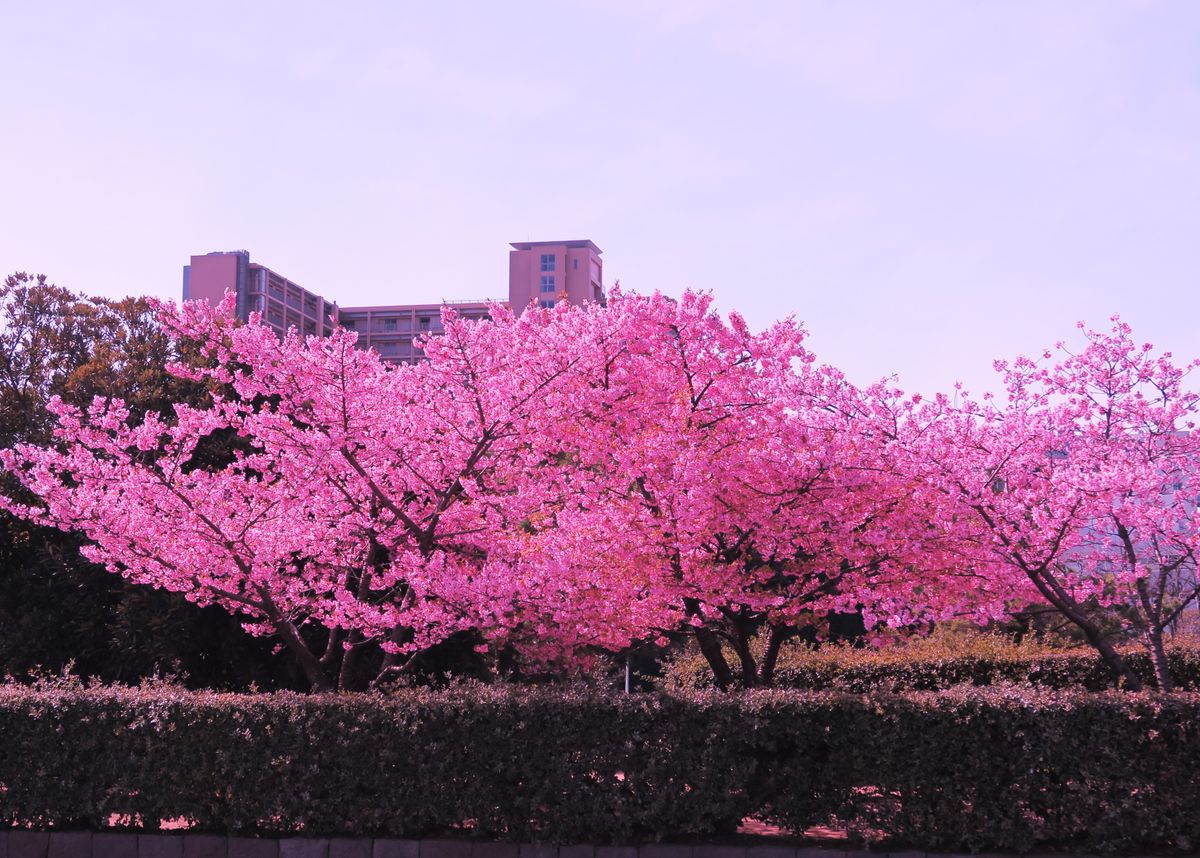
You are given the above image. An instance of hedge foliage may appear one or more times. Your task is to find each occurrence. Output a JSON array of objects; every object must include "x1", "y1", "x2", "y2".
[
  {"x1": 2, "y1": 683, "x2": 1200, "y2": 853},
  {"x1": 663, "y1": 633, "x2": 1200, "y2": 692}
]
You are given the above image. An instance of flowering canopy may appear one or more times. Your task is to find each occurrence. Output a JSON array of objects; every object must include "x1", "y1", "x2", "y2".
[
  {"x1": 905, "y1": 318, "x2": 1200, "y2": 690},
  {"x1": 3, "y1": 292, "x2": 1195, "y2": 691}
]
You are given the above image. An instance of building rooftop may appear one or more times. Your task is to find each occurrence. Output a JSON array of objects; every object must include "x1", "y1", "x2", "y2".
[{"x1": 509, "y1": 239, "x2": 602, "y2": 253}]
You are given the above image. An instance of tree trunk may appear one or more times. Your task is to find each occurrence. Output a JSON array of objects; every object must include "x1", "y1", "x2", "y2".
[
  {"x1": 372, "y1": 624, "x2": 413, "y2": 687},
  {"x1": 693, "y1": 626, "x2": 734, "y2": 691},
  {"x1": 758, "y1": 623, "x2": 789, "y2": 687},
  {"x1": 257, "y1": 589, "x2": 334, "y2": 692},
  {"x1": 685, "y1": 598, "x2": 734, "y2": 690},
  {"x1": 1146, "y1": 627, "x2": 1174, "y2": 692},
  {"x1": 1081, "y1": 623, "x2": 1144, "y2": 692},
  {"x1": 731, "y1": 621, "x2": 760, "y2": 688},
  {"x1": 1027, "y1": 569, "x2": 1144, "y2": 691},
  {"x1": 337, "y1": 630, "x2": 365, "y2": 691},
  {"x1": 1134, "y1": 572, "x2": 1174, "y2": 692},
  {"x1": 273, "y1": 617, "x2": 334, "y2": 692}
]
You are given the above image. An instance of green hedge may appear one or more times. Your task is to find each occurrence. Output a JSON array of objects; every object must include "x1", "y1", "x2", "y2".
[
  {"x1": 1, "y1": 683, "x2": 1199, "y2": 853},
  {"x1": 663, "y1": 637, "x2": 1200, "y2": 692}
]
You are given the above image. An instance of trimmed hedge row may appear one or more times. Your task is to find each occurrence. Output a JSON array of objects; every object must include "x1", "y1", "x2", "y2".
[
  {"x1": 664, "y1": 638, "x2": 1200, "y2": 692},
  {"x1": 2, "y1": 684, "x2": 1199, "y2": 853}
]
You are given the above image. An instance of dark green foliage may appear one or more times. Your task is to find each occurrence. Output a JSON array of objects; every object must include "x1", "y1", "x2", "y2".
[
  {"x1": 1, "y1": 683, "x2": 1199, "y2": 853},
  {"x1": 0, "y1": 273, "x2": 305, "y2": 690},
  {"x1": 0, "y1": 519, "x2": 302, "y2": 689},
  {"x1": 0, "y1": 684, "x2": 757, "y2": 843}
]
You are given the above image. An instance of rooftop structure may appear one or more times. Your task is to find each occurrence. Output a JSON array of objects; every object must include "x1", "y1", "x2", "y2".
[{"x1": 182, "y1": 240, "x2": 605, "y2": 364}]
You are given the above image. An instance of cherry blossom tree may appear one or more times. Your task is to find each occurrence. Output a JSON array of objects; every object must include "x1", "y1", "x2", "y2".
[
  {"x1": 906, "y1": 319, "x2": 1200, "y2": 690},
  {"x1": 1, "y1": 293, "x2": 696, "y2": 689},
  {"x1": 0, "y1": 293, "x2": 592, "y2": 690},
  {"x1": 486, "y1": 292, "x2": 1015, "y2": 688},
  {"x1": 0, "y1": 288, "x2": 1060, "y2": 691}
]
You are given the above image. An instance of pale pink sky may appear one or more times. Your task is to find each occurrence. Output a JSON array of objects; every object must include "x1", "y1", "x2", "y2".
[{"x1": 2, "y1": 1, "x2": 1198, "y2": 397}]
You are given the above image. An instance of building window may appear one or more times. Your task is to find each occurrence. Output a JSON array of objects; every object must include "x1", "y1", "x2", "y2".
[
  {"x1": 383, "y1": 318, "x2": 397, "y2": 331},
  {"x1": 573, "y1": 259, "x2": 578, "y2": 270},
  {"x1": 419, "y1": 317, "x2": 431, "y2": 330},
  {"x1": 539, "y1": 300, "x2": 555, "y2": 309},
  {"x1": 540, "y1": 275, "x2": 555, "y2": 292},
  {"x1": 342, "y1": 320, "x2": 355, "y2": 329},
  {"x1": 540, "y1": 254, "x2": 555, "y2": 272}
]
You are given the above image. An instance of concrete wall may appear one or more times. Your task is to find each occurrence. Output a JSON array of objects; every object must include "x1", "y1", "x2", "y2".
[
  {"x1": 507, "y1": 242, "x2": 603, "y2": 316},
  {"x1": 185, "y1": 254, "x2": 240, "y2": 307}
]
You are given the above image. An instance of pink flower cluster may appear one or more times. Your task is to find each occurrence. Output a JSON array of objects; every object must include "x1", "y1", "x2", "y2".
[{"x1": 3, "y1": 294, "x2": 1197, "y2": 690}]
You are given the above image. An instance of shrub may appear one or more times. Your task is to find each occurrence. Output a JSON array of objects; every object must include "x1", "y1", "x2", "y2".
[
  {"x1": 1, "y1": 682, "x2": 1199, "y2": 853},
  {"x1": 743, "y1": 686, "x2": 1200, "y2": 853},
  {"x1": 662, "y1": 633, "x2": 1200, "y2": 692},
  {"x1": 0, "y1": 682, "x2": 756, "y2": 843}
]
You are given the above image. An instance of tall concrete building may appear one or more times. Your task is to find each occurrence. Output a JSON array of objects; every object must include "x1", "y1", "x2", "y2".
[
  {"x1": 182, "y1": 240, "x2": 604, "y2": 364},
  {"x1": 508, "y1": 239, "x2": 604, "y2": 311},
  {"x1": 183, "y1": 250, "x2": 338, "y2": 339}
]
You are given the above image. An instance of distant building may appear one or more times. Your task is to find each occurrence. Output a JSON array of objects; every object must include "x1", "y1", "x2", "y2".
[
  {"x1": 182, "y1": 250, "x2": 338, "y2": 339},
  {"x1": 181, "y1": 240, "x2": 604, "y2": 364},
  {"x1": 508, "y1": 239, "x2": 604, "y2": 311},
  {"x1": 335, "y1": 300, "x2": 496, "y2": 364}
]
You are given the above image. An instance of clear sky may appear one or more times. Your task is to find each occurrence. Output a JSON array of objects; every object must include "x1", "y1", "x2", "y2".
[{"x1": 3, "y1": 1, "x2": 1198, "y2": 397}]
